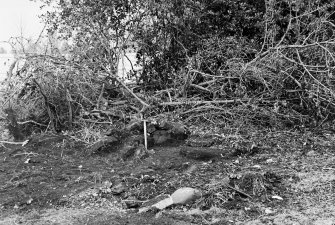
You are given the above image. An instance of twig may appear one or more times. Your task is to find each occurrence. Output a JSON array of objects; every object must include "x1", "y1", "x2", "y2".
[
  {"x1": 275, "y1": 17, "x2": 292, "y2": 48},
  {"x1": 76, "y1": 119, "x2": 113, "y2": 124},
  {"x1": 96, "y1": 83, "x2": 105, "y2": 110},
  {"x1": 295, "y1": 49, "x2": 335, "y2": 97},
  {"x1": 66, "y1": 88, "x2": 73, "y2": 129},
  {"x1": 226, "y1": 185, "x2": 252, "y2": 199},
  {"x1": 189, "y1": 84, "x2": 211, "y2": 92},
  {"x1": 17, "y1": 120, "x2": 47, "y2": 127},
  {"x1": 0, "y1": 140, "x2": 29, "y2": 145},
  {"x1": 13, "y1": 152, "x2": 38, "y2": 157},
  {"x1": 159, "y1": 99, "x2": 247, "y2": 106}
]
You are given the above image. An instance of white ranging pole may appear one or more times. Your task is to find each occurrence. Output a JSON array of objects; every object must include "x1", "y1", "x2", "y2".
[
  {"x1": 143, "y1": 119, "x2": 148, "y2": 150},
  {"x1": 140, "y1": 113, "x2": 148, "y2": 150}
]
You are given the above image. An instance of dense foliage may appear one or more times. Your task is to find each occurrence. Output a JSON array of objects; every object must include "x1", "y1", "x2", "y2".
[
  {"x1": 134, "y1": 0, "x2": 266, "y2": 89},
  {"x1": 2, "y1": 0, "x2": 335, "y2": 139}
]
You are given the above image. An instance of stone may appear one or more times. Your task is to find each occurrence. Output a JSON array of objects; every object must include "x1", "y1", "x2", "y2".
[
  {"x1": 125, "y1": 119, "x2": 143, "y2": 132},
  {"x1": 146, "y1": 123, "x2": 157, "y2": 133},
  {"x1": 170, "y1": 122, "x2": 189, "y2": 140},
  {"x1": 134, "y1": 144, "x2": 148, "y2": 159},
  {"x1": 306, "y1": 150, "x2": 316, "y2": 156},
  {"x1": 119, "y1": 135, "x2": 145, "y2": 159},
  {"x1": 150, "y1": 121, "x2": 189, "y2": 144},
  {"x1": 123, "y1": 197, "x2": 143, "y2": 209},
  {"x1": 86, "y1": 136, "x2": 119, "y2": 155},
  {"x1": 171, "y1": 187, "x2": 202, "y2": 205},
  {"x1": 111, "y1": 183, "x2": 126, "y2": 195},
  {"x1": 157, "y1": 121, "x2": 188, "y2": 137},
  {"x1": 152, "y1": 130, "x2": 171, "y2": 144},
  {"x1": 186, "y1": 136, "x2": 214, "y2": 147},
  {"x1": 157, "y1": 121, "x2": 173, "y2": 130}
]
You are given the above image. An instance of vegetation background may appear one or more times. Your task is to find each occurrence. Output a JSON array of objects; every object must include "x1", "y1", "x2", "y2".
[
  {"x1": 2, "y1": 1, "x2": 335, "y2": 224},
  {"x1": 1, "y1": 0, "x2": 335, "y2": 140}
]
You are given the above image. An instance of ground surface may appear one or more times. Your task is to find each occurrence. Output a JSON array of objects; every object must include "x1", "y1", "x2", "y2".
[{"x1": 1, "y1": 129, "x2": 335, "y2": 224}]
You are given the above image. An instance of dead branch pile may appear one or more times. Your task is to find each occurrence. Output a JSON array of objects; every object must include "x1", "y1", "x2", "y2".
[
  {"x1": 171, "y1": 39, "x2": 335, "y2": 128},
  {"x1": 3, "y1": 33, "x2": 335, "y2": 137},
  {"x1": 161, "y1": 4, "x2": 335, "y2": 128},
  {"x1": 1, "y1": 2, "x2": 335, "y2": 137},
  {"x1": 1, "y1": 54, "x2": 138, "y2": 138}
]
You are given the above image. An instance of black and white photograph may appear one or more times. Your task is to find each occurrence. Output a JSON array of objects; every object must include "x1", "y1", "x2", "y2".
[{"x1": 0, "y1": 0, "x2": 335, "y2": 224}]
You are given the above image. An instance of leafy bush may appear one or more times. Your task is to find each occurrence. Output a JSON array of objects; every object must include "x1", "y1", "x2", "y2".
[
  {"x1": 135, "y1": 0, "x2": 265, "y2": 89},
  {"x1": 2, "y1": 0, "x2": 335, "y2": 140}
]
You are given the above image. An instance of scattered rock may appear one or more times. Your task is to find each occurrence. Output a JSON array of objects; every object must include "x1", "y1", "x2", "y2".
[
  {"x1": 152, "y1": 130, "x2": 171, "y2": 144},
  {"x1": 134, "y1": 144, "x2": 149, "y2": 159},
  {"x1": 123, "y1": 197, "x2": 143, "y2": 209},
  {"x1": 86, "y1": 136, "x2": 119, "y2": 155},
  {"x1": 125, "y1": 135, "x2": 144, "y2": 146},
  {"x1": 111, "y1": 183, "x2": 126, "y2": 195},
  {"x1": 125, "y1": 119, "x2": 143, "y2": 132},
  {"x1": 119, "y1": 135, "x2": 152, "y2": 159},
  {"x1": 157, "y1": 121, "x2": 174, "y2": 130},
  {"x1": 169, "y1": 122, "x2": 189, "y2": 140},
  {"x1": 124, "y1": 120, "x2": 189, "y2": 147},
  {"x1": 306, "y1": 150, "x2": 316, "y2": 156},
  {"x1": 264, "y1": 208, "x2": 275, "y2": 214},
  {"x1": 150, "y1": 122, "x2": 188, "y2": 145},
  {"x1": 147, "y1": 123, "x2": 157, "y2": 133},
  {"x1": 183, "y1": 164, "x2": 198, "y2": 174},
  {"x1": 266, "y1": 158, "x2": 275, "y2": 164}
]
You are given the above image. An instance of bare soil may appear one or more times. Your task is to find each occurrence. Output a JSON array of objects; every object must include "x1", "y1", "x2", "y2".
[{"x1": 1, "y1": 129, "x2": 335, "y2": 224}]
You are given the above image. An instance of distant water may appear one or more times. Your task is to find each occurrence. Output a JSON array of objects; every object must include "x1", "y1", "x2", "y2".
[{"x1": 0, "y1": 54, "x2": 15, "y2": 81}]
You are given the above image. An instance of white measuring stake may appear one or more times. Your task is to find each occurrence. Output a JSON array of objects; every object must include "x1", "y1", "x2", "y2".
[
  {"x1": 143, "y1": 119, "x2": 148, "y2": 150},
  {"x1": 140, "y1": 113, "x2": 148, "y2": 150}
]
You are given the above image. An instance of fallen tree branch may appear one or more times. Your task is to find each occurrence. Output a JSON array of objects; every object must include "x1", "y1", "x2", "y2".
[
  {"x1": 189, "y1": 84, "x2": 211, "y2": 92},
  {"x1": 104, "y1": 69, "x2": 150, "y2": 110}
]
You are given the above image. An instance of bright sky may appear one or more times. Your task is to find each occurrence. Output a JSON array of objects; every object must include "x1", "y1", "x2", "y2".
[{"x1": 0, "y1": 0, "x2": 45, "y2": 50}]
